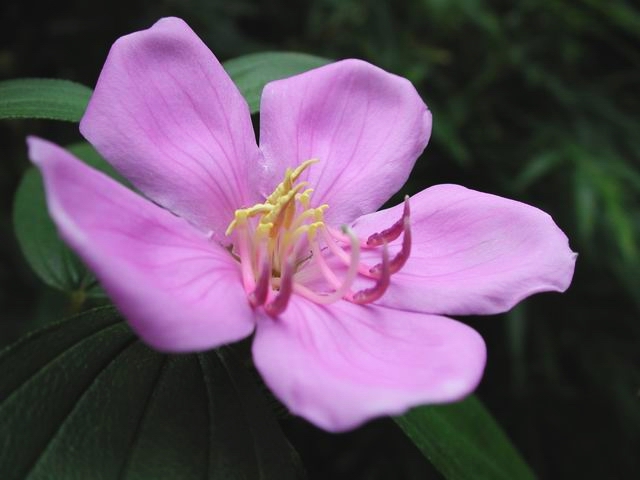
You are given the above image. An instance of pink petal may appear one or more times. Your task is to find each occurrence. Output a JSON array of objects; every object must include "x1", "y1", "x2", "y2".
[
  {"x1": 352, "y1": 184, "x2": 577, "y2": 315},
  {"x1": 80, "y1": 17, "x2": 261, "y2": 239},
  {"x1": 258, "y1": 59, "x2": 432, "y2": 225},
  {"x1": 28, "y1": 136, "x2": 255, "y2": 352},
  {"x1": 252, "y1": 297, "x2": 486, "y2": 432}
]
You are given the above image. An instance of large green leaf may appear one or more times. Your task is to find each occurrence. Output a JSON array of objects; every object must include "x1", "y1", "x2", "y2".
[
  {"x1": 224, "y1": 52, "x2": 331, "y2": 113},
  {"x1": 394, "y1": 395, "x2": 535, "y2": 480},
  {"x1": 0, "y1": 307, "x2": 302, "y2": 480},
  {"x1": 13, "y1": 166, "x2": 94, "y2": 296},
  {"x1": 13, "y1": 142, "x2": 123, "y2": 297},
  {"x1": 0, "y1": 78, "x2": 92, "y2": 122}
]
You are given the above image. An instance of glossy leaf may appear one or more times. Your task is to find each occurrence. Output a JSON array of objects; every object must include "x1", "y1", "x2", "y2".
[
  {"x1": 224, "y1": 52, "x2": 331, "y2": 113},
  {"x1": 0, "y1": 78, "x2": 91, "y2": 122},
  {"x1": 0, "y1": 307, "x2": 303, "y2": 480},
  {"x1": 394, "y1": 395, "x2": 535, "y2": 480},
  {"x1": 13, "y1": 143, "x2": 123, "y2": 296}
]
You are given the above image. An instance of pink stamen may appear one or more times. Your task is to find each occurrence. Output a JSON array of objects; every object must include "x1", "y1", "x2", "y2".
[
  {"x1": 311, "y1": 241, "x2": 342, "y2": 290},
  {"x1": 264, "y1": 257, "x2": 294, "y2": 317},
  {"x1": 366, "y1": 195, "x2": 411, "y2": 247},
  {"x1": 327, "y1": 226, "x2": 370, "y2": 249},
  {"x1": 295, "y1": 226, "x2": 361, "y2": 304},
  {"x1": 236, "y1": 224, "x2": 257, "y2": 293},
  {"x1": 371, "y1": 214, "x2": 411, "y2": 275},
  {"x1": 351, "y1": 243, "x2": 391, "y2": 304},
  {"x1": 248, "y1": 261, "x2": 271, "y2": 307},
  {"x1": 322, "y1": 228, "x2": 375, "y2": 277}
]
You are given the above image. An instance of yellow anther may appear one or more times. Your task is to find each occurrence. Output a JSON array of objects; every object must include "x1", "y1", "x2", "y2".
[
  {"x1": 306, "y1": 222, "x2": 324, "y2": 242},
  {"x1": 296, "y1": 188, "x2": 315, "y2": 209},
  {"x1": 265, "y1": 159, "x2": 317, "y2": 206},
  {"x1": 289, "y1": 204, "x2": 328, "y2": 232},
  {"x1": 226, "y1": 204, "x2": 273, "y2": 236},
  {"x1": 314, "y1": 205, "x2": 329, "y2": 221},
  {"x1": 287, "y1": 220, "x2": 321, "y2": 245},
  {"x1": 256, "y1": 222, "x2": 273, "y2": 239},
  {"x1": 262, "y1": 183, "x2": 305, "y2": 225},
  {"x1": 290, "y1": 158, "x2": 318, "y2": 182}
]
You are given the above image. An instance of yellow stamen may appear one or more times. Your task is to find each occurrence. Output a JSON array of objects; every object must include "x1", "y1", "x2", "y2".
[
  {"x1": 226, "y1": 159, "x2": 328, "y2": 282},
  {"x1": 225, "y1": 158, "x2": 411, "y2": 313}
]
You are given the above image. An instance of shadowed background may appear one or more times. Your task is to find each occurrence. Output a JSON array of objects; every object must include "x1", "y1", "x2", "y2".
[{"x1": 1, "y1": 1, "x2": 638, "y2": 478}]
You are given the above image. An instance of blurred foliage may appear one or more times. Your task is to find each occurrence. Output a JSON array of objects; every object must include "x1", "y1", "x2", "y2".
[{"x1": 1, "y1": 0, "x2": 638, "y2": 478}]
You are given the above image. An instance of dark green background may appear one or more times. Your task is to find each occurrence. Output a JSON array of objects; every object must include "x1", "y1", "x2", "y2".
[{"x1": 1, "y1": 1, "x2": 638, "y2": 478}]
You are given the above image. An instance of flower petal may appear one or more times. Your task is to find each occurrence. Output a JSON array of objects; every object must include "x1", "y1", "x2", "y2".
[
  {"x1": 252, "y1": 298, "x2": 485, "y2": 432},
  {"x1": 352, "y1": 184, "x2": 577, "y2": 315},
  {"x1": 80, "y1": 17, "x2": 261, "y2": 238},
  {"x1": 28, "y1": 136, "x2": 255, "y2": 352},
  {"x1": 259, "y1": 59, "x2": 431, "y2": 225}
]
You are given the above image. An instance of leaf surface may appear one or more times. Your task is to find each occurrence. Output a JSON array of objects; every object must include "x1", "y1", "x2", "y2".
[
  {"x1": 395, "y1": 395, "x2": 535, "y2": 480},
  {"x1": 0, "y1": 307, "x2": 302, "y2": 480},
  {"x1": 0, "y1": 78, "x2": 91, "y2": 122},
  {"x1": 224, "y1": 52, "x2": 331, "y2": 113}
]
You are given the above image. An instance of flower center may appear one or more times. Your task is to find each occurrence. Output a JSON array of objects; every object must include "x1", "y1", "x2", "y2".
[{"x1": 225, "y1": 159, "x2": 412, "y2": 316}]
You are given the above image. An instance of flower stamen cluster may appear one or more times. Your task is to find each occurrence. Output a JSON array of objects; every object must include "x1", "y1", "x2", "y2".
[{"x1": 226, "y1": 159, "x2": 412, "y2": 316}]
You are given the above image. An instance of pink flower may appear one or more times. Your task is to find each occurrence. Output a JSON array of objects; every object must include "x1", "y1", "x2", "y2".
[{"x1": 28, "y1": 18, "x2": 576, "y2": 432}]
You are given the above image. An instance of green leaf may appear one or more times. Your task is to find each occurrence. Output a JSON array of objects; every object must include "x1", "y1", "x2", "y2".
[
  {"x1": 224, "y1": 52, "x2": 331, "y2": 113},
  {"x1": 0, "y1": 307, "x2": 303, "y2": 480},
  {"x1": 13, "y1": 167, "x2": 93, "y2": 295},
  {"x1": 13, "y1": 142, "x2": 124, "y2": 296},
  {"x1": 394, "y1": 395, "x2": 535, "y2": 480},
  {"x1": 0, "y1": 78, "x2": 92, "y2": 122}
]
